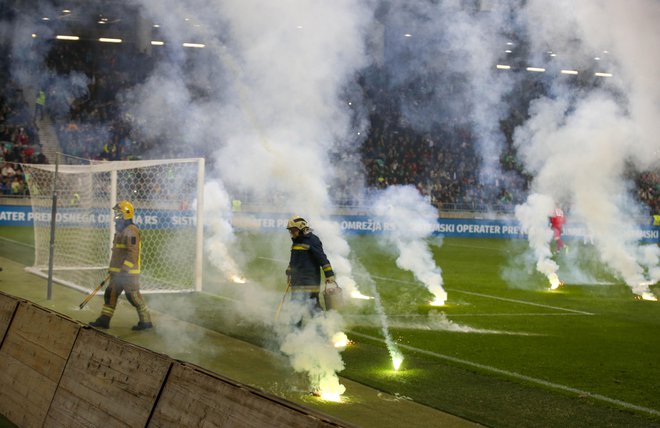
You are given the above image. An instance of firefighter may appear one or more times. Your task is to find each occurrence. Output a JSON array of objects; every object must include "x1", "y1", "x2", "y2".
[
  {"x1": 90, "y1": 200, "x2": 153, "y2": 330},
  {"x1": 285, "y1": 216, "x2": 336, "y2": 318}
]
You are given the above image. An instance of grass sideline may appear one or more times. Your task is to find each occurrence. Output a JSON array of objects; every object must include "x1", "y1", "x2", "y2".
[{"x1": 1, "y1": 226, "x2": 659, "y2": 427}]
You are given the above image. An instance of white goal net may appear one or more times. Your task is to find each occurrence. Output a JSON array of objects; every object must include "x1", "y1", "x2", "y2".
[{"x1": 21, "y1": 157, "x2": 205, "y2": 294}]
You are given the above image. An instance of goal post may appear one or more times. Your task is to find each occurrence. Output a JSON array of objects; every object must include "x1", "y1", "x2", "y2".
[{"x1": 21, "y1": 157, "x2": 205, "y2": 294}]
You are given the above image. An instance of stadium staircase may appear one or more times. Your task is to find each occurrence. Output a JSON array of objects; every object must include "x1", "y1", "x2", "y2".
[
  {"x1": 23, "y1": 85, "x2": 62, "y2": 164},
  {"x1": 35, "y1": 115, "x2": 62, "y2": 163}
]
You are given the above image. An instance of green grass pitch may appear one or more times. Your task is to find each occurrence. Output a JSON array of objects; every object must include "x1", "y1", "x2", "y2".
[{"x1": 1, "y1": 225, "x2": 659, "y2": 426}]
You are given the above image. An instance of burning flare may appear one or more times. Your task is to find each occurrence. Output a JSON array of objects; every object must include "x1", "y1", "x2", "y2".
[
  {"x1": 639, "y1": 292, "x2": 658, "y2": 301},
  {"x1": 427, "y1": 277, "x2": 447, "y2": 306},
  {"x1": 315, "y1": 375, "x2": 346, "y2": 402},
  {"x1": 391, "y1": 350, "x2": 404, "y2": 371},
  {"x1": 351, "y1": 290, "x2": 374, "y2": 300},
  {"x1": 319, "y1": 391, "x2": 342, "y2": 402},
  {"x1": 429, "y1": 297, "x2": 446, "y2": 306},
  {"x1": 547, "y1": 273, "x2": 564, "y2": 290},
  {"x1": 332, "y1": 332, "x2": 350, "y2": 348},
  {"x1": 429, "y1": 289, "x2": 448, "y2": 306},
  {"x1": 231, "y1": 274, "x2": 247, "y2": 284}
]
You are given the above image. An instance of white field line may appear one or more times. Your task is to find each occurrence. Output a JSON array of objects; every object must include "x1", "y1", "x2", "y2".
[
  {"x1": 258, "y1": 256, "x2": 594, "y2": 315},
  {"x1": 444, "y1": 241, "x2": 513, "y2": 252},
  {"x1": 346, "y1": 313, "x2": 585, "y2": 318},
  {"x1": 447, "y1": 289, "x2": 594, "y2": 315},
  {"x1": 349, "y1": 330, "x2": 660, "y2": 418},
  {"x1": 391, "y1": 313, "x2": 586, "y2": 317},
  {"x1": 368, "y1": 274, "x2": 594, "y2": 315},
  {"x1": 0, "y1": 236, "x2": 34, "y2": 248}
]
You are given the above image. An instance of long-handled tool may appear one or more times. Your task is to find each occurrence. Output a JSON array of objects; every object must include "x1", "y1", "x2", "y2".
[
  {"x1": 274, "y1": 278, "x2": 291, "y2": 321},
  {"x1": 79, "y1": 274, "x2": 111, "y2": 310}
]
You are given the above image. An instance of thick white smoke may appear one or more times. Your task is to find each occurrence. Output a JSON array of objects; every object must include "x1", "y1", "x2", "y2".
[
  {"x1": 203, "y1": 180, "x2": 242, "y2": 280},
  {"x1": 204, "y1": 1, "x2": 374, "y2": 301},
  {"x1": 514, "y1": 193, "x2": 557, "y2": 279},
  {"x1": 514, "y1": 0, "x2": 660, "y2": 296},
  {"x1": 278, "y1": 310, "x2": 347, "y2": 399},
  {"x1": 129, "y1": 0, "x2": 376, "y2": 395},
  {"x1": 372, "y1": 185, "x2": 447, "y2": 305},
  {"x1": 363, "y1": 1, "x2": 658, "y2": 296}
]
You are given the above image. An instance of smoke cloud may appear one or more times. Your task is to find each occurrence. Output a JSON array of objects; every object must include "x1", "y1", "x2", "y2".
[
  {"x1": 203, "y1": 179, "x2": 242, "y2": 280},
  {"x1": 127, "y1": 0, "x2": 377, "y2": 395},
  {"x1": 7, "y1": 0, "x2": 660, "y2": 399},
  {"x1": 514, "y1": 0, "x2": 660, "y2": 296},
  {"x1": 372, "y1": 185, "x2": 447, "y2": 305},
  {"x1": 377, "y1": 1, "x2": 518, "y2": 192}
]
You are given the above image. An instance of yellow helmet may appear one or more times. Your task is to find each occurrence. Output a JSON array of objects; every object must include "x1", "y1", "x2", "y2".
[
  {"x1": 113, "y1": 200, "x2": 134, "y2": 220},
  {"x1": 286, "y1": 215, "x2": 308, "y2": 231}
]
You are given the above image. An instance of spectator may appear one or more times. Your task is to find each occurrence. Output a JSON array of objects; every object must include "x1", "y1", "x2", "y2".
[
  {"x1": 1, "y1": 161, "x2": 16, "y2": 181},
  {"x1": 34, "y1": 89, "x2": 46, "y2": 121},
  {"x1": 10, "y1": 175, "x2": 24, "y2": 195}
]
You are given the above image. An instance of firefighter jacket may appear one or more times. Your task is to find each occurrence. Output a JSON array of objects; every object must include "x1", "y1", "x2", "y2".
[
  {"x1": 109, "y1": 222, "x2": 141, "y2": 276},
  {"x1": 287, "y1": 231, "x2": 335, "y2": 291}
]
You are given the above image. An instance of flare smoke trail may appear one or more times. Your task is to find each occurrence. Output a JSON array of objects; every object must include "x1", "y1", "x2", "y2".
[
  {"x1": 204, "y1": 0, "x2": 374, "y2": 299},
  {"x1": 513, "y1": 0, "x2": 660, "y2": 295},
  {"x1": 133, "y1": 0, "x2": 372, "y2": 298},
  {"x1": 371, "y1": 1, "x2": 658, "y2": 294},
  {"x1": 372, "y1": 185, "x2": 447, "y2": 305},
  {"x1": 131, "y1": 0, "x2": 377, "y2": 394},
  {"x1": 356, "y1": 267, "x2": 404, "y2": 370},
  {"x1": 203, "y1": 180, "x2": 241, "y2": 280},
  {"x1": 514, "y1": 193, "x2": 558, "y2": 281},
  {"x1": 370, "y1": 282, "x2": 403, "y2": 370},
  {"x1": 278, "y1": 310, "x2": 347, "y2": 399}
]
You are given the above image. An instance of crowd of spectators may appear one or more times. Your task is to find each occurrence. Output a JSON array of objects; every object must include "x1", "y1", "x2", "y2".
[
  {"x1": 361, "y1": 110, "x2": 532, "y2": 212},
  {"x1": 2, "y1": 32, "x2": 659, "y2": 215},
  {"x1": 637, "y1": 172, "x2": 660, "y2": 217},
  {"x1": 0, "y1": 45, "x2": 48, "y2": 196},
  {"x1": 359, "y1": 66, "x2": 660, "y2": 216},
  {"x1": 42, "y1": 41, "x2": 155, "y2": 161}
]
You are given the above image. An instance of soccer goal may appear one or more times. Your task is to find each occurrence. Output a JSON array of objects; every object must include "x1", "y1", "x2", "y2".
[{"x1": 22, "y1": 156, "x2": 205, "y2": 294}]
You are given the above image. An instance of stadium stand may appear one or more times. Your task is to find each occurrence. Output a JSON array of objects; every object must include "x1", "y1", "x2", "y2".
[{"x1": 1, "y1": 17, "x2": 658, "y2": 215}]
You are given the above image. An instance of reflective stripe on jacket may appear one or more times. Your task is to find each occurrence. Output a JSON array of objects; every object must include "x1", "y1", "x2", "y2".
[
  {"x1": 287, "y1": 231, "x2": 334, "y2": 288},
  {"x1": 109, "y1": 223, "x2": 141, "y2": 275}
]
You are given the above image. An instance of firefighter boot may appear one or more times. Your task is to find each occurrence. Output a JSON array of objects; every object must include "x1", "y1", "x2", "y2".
[
  {"x1": 89, "y1": 315, "x2": 110, "y2": 329},
  {"x1": 132, "y1": 321, "x2": 153, "y2": 331}
]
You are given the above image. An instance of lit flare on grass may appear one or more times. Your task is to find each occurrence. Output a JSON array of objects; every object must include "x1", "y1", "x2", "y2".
[
  {"x1": 429, "y1": 292, "x2": 447, "y2": 306},
  {"x1": 319, "y1": 391, "x2": 342, "y2": 402},
  {"x1": 231, "y1": 274, "x2": 247, "y2": 284},
  {"x1": 391, "y1": 350, "x2": 404, "y2": 371},
  {"x1": 547, "y1": 273, "x2": 563, "y2": 290},
  {"x1": 428, "y1": 285, "x2": 447, "y2": 306},
  {"x1": 315, "y1": 376, "x2": 345, "y2": 402},
  {"x1": 351, "y1": 290, "x2": 374, "y2": 300},
  {"x1": 639, "y1": 292, "x2": 658, "y2": 301},
  {"x1": 332, "y1": 332, "x2": 350, "y2": 348}
]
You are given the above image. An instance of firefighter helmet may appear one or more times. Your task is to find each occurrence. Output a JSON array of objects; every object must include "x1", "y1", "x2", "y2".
[
  {"x1": 286, "y1": 216, "x2": 308, "y2": 231},
  {"x1": 113, "y1": 200, "x2": 134, "y2": 220}
]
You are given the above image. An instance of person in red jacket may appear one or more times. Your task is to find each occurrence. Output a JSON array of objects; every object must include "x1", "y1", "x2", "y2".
[{"x1": 549, "y1": 207, "x2": 566, "y2": 254}]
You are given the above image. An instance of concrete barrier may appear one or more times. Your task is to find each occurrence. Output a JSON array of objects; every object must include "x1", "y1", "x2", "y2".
[
  {"x1": 0, "y1": 300, "x2": 80, "y2": 427},
  {"x1": 0, "y1": 292, "x2": 19, "y2": 345},
  {"x1": 45, "y1": 328, "x2": 172, "y2": 427},
  {"x1": 150, "y1": 362, "x2": 346, "y2": 428},
  {"x1": 0, "y1": 293, "x2": 351, "y2": 428}
]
